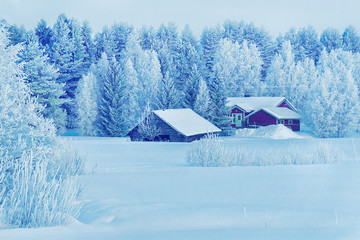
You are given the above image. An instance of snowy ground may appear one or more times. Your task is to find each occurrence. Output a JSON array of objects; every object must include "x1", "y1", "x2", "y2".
[{"x1": 1, "y1": 135, "x2": 360, "y2": 239}]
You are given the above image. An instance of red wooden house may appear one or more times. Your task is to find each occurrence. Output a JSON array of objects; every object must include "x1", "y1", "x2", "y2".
[{"x1": 226, "y1": 97, "x2": 301, "y2": 131}]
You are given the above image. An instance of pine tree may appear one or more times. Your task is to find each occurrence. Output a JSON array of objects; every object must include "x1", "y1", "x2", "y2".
[
  {"x1": 159, "y1": 71, "x2": 181, "y2": 109},
  {"x1": 20, "y1": 32, "x2": 67, "y2": 132},
  {"x1": 264, "y1": 41, "x2": 295, "y2": 97},
  {"x1": 99, "y1": 56, "x2": 127, "y2": 136},
  {"x1": 110, "y1": 23, "x2": 133, "y2": 61},
  {"x1": 342, "y1": 26, "x2": 360, "y2": 53},
  {"x1": 320, "y1": 28, "x2": 343, "y2": 53},
  {"x1": 81, "y1": 21, "x2": 95, "y2": 69},
  {"x1": 35, "y1": 19, "x2": 52, "y2": 53},
  {"x1": 76, "y1": 72, "x2": 98, "y2": 136},
  {"x1": 213, "y1": 38, "x2": 240, "y2": 97},
  {"x1": 122, "y1": 59, "x2": 140, "y2": 130},
  {"x1": 139, "y1": 26, "x2": 156, "y2": 50},
  {"x1": 183, "y1": 64, "x2": 202, "y2": 109},
  {"x1": 310, "y1": 49, "x2": 359, "y2": 137},
  {"x1": 208, "y1": 73, "x2": 233, "y2": 135},
  {"x1": 236, "y1": 40, "x2": 263, "y2": 96},
  {"x1": 291, "y1": 57, "x2": 316, "y2": 125},
  {"x1": 194, "y1": 78, "x2": 210, "y2": 119},
  {"x1": 201, "y1": 26, "x2": 222, "y2": 79},
  {"x1": 179, "y1": 24, "x2": 202, "y2": 93},
  {"x1": 121, "y1": 31, "x2": 162, "y2": 110},
  {"x1": 50, "y1": 14, "x2": 86, "y2": 128}
]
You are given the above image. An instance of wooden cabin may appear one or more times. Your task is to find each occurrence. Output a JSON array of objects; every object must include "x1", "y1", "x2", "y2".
[
  {"x1": 226, "y1": 97, "x2": 301, "y2": 131},
  {"x1": 127, "y1": 109, "x2": 222, "y2": 142}
]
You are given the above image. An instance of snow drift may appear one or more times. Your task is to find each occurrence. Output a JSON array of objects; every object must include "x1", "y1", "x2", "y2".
[{"x1": 235, "y1": 124, "x2": 302, "y2": 139}]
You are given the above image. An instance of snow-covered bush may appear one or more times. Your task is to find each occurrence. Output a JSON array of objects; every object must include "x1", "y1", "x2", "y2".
[
  {"x1": 0, "y1": 26, "x2": 83, "y2": 228},
  {"x1": 186, "y1": 134, "x2": 225, "y2": 167},
  {"x1": 2, "y1": 152, "x2": 81, "y2": 227},
  {"x1": 186, "y1": 135, "x2": 340, "y2": 167}
]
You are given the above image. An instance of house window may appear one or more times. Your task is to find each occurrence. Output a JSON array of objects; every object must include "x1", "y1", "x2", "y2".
[
  {"x1": 289, "y1": 120, "x2": 293, "y2": 125},
  {"x1": 277, "y1": 119, "x2": 285, "y2": 124},
  {"x1": 238, "y1": 115, "x2": 242, "y2": 120}
]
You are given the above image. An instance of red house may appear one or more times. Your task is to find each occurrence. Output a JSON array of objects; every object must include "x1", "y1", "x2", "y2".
[{"x1": 226, "y1": 97, "x2": 301, "y2": 131}]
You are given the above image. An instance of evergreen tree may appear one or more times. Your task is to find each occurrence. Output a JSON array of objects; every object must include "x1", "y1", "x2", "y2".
[
  {"x1": 50, "y1": 14, "x2": 86, "y2": 128},
  {"x1": 200, "y1": 26, "x2": 222, "y2": 79},
  {"x1": 342, "y1": 26, "x2": 360, "y2": 53},
  {"x1": 208, "y1": 73, "x2": 232, "y2": 135},
  {"x1": 264, "y1": 41, "x2": 295, "y2": 97},
  {"x1": 110, "y1": 23, "x2": 133, "y2": 61},
  {"x1": 282, "y1": 26, "x2": 322, "y2": 63},
  {"x1": 122, "y1": 59, "x2": 141, "y2": 130},
  {"x1": 213, "y1": 38, "x2": 240, "y2": 96},
  {"x1": 20, "y1": 32, "x2": 67, "y2": 132},
  {"x1": 121, "y1": 31, "x2": 162, "y2": 110},
  {"x1": 183, "y1": 64, "x2": 202, "y2": 109},
  {"x1": 310, "y1": 49, "x2": 359, "y2": 137},
  {"x1": 158, "y1": 71, "x2": 181, "y2": 109},
  {"x1": 76, "y1": 72, "x2": 98, "y2": 136},
  {"x1": 194, "y1": 78, "x2": 210, "y2": 119},
  {"x1": 320, "y1": 28, "x2": 343, "y2": 53},
  {"x1": 290, "y1": 58, "x2": 316, "y2": 125},
  {"x1": 35, "y1": 19, "x2": 52, "y2": 53},
  {"x1": 237, "y1": 40, "x2": 263, "y2": 96},
  {"x1": 179, "y1": 25, "x2": 201, "y2": 82},
  {"x1": 139, "y1": 26, "x2": 156, "y2": 50},
  {"x1": 99, "y1": 57, "x2": 127, "y2": 136},
  {"x1": 7, "y1": 24, "x2": 27, "y2": 45},
  {"x1": 81, "y1": 21, "x2": 95, "y2": 69}
]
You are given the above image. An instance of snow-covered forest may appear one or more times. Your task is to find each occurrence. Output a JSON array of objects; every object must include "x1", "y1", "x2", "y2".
[{"x1": 2, "y1": 15, "x2": 360, "y2": 138}]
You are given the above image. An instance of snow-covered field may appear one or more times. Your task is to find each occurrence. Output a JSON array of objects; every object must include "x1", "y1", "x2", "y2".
[{"x1": 1, "y1": 135, "x2": 360, "y2": 240}]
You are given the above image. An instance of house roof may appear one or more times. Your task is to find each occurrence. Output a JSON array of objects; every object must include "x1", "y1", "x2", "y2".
[
  {"x1": 226, "y1": 97, "x2": 290, "y2": 112},
  {"x1": 153, "y1": 109, "x2": 222, "y2": 137},
  {"x1": 249, "y1": 107, "x2": 301, "y2": 120}
]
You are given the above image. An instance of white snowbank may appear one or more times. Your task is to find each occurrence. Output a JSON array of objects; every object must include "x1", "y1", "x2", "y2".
[{"x1": 235, "y1": 124, "x2": 303, "y2": 139}]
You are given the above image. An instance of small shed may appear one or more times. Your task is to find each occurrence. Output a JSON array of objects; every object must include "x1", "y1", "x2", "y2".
[{"x1": 127, "y1": 109, "x2": 222, "y2": 142}]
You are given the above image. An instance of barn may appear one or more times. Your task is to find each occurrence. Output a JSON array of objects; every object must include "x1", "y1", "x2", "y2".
[
  {"x1": 226, "y1": 97, "x2": 301, "y2": 131},
  {"x1": 127, "y1": 109, "x2": 222, "y2": 142}
]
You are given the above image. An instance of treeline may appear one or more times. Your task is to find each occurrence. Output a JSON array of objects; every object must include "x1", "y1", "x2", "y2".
[{"x1": 2, "y1": 15, "x2": 360, "y2": 137}]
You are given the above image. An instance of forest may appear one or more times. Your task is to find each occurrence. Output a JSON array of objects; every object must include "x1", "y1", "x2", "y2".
[{"x1": 2, "y1": 14, "x2": 360, "y2": 138}]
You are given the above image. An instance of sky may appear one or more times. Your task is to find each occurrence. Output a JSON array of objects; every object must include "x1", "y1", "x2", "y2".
[{"x1": 1, "y1": 0, "x2": 359, "y2": 38}]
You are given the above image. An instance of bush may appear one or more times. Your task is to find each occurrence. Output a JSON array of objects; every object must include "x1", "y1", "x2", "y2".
[
  {"x1": 186, "y1": 135, "x2": 340, "y2": 167},
  {"x1": 2, "y1": 151, "x2": 81, "y2": 227}
]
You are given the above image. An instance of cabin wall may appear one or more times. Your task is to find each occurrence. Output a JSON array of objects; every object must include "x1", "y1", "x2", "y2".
[
  {"x1": 230, "y1": 107, "x2": 246, "y2": 128},
  {"x1": 248, "y1": 110, "x2": 277, "y2": 127},
  {"x1": 128, "y1": 113, "x2": 184, "y2": 142}
]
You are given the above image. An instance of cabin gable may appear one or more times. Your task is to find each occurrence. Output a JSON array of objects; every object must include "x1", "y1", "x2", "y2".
[{"x1": 277, "y1": 99, "x2": 297, "y2": 112}]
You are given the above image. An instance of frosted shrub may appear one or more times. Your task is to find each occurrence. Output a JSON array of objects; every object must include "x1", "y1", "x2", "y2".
[
  {"x1": 3, "y1": 152, "x2": 81, "y2": 227},
  {"x1": 186, "y1": 137, "x2": 341, "y2": 167},
  {"x1": 186, "y1": 134, "x2": 225, "y2": 167},
  {"x1": 315, "y1": 142, "x2": 339, "y2": 164}
]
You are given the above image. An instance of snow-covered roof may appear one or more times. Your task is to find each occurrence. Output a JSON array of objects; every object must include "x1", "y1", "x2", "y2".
[
  {"x1": 259, "y1": 107, "x2": 301, "y2": 119},
  {"x1": 226, "y1": 97, "x2": 287, "y2": 112},
  {"x1": 153, "y1": 109, "x2": 222, "y2": 137}
]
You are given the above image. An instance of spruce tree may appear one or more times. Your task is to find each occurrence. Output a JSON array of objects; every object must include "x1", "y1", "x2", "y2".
[
  {"x1": 208, "y1": 73, "x2": 232, "y2": 135},
  {"x1": 194, "y1": 78, "x2": 211, "y2": 119},
  {"x1": 20, "y1": 32, "x2": 67, "y2": 132},
  {"x1": 99, "y1": 56, "x2": 127, "y2": 137},
  {"x1": 76, "y1": 72, "x2": 98, "y2": 136}
]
